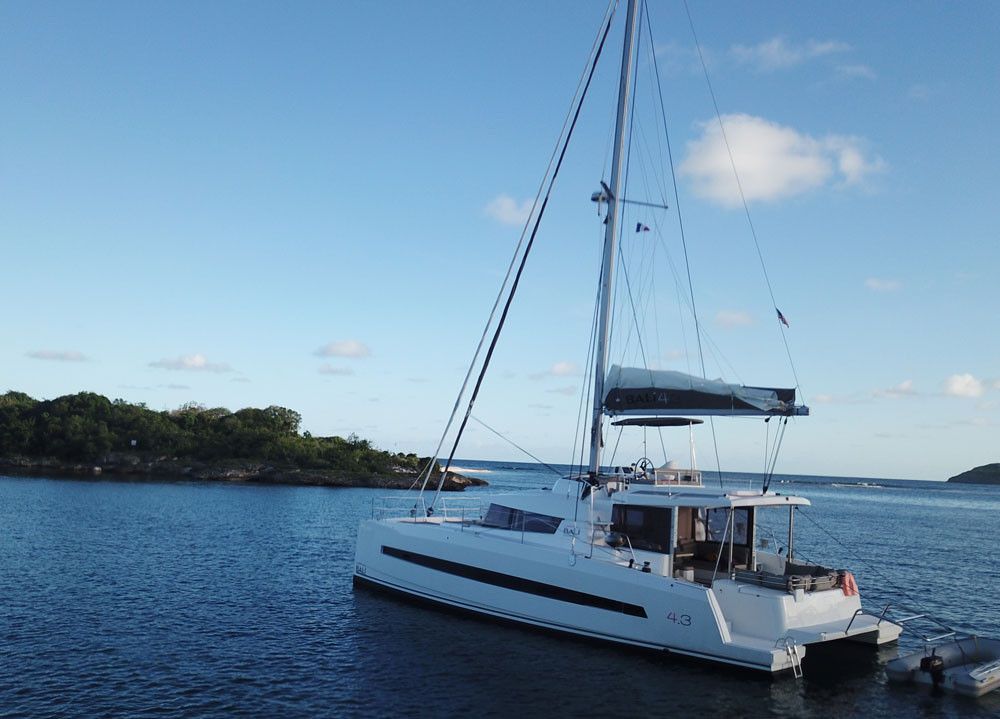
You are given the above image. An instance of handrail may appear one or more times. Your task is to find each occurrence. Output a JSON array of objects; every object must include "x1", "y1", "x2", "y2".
[
  {"x1": 437, "y1": 495, "x2": 490, "y2": 522},
  {"x1": 874, "y1": 605, "x2": 962, "y2": 645},
  {"x1": 373, "y1": 494, "x2": 490, "y2": 525},
  {"x1": 924, "y1": 631, "x2": 958, "y2": 643},
  {"x1": 876, "y1": 604, "x2": 892, "y2": 625}
]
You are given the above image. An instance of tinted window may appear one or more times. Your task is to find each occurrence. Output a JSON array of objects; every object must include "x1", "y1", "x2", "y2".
[
  {"x1": 706, "y1": 507, "x2": 751, "y2": 545},
  {"x1": 611, "y1": 505, "x2": 671, "y2": 553},
  {"x1": 482, "y1": 504, "x2": 561, "y2": 534}
]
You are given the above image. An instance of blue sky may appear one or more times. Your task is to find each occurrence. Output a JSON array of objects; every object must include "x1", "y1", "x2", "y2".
[{"x1": 2, "y1": 1, "x2": 997, "y2": 481}]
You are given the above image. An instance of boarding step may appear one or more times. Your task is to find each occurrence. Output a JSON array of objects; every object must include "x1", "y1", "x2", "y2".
[
  {"x1": 783, "y1": 613, "x2": 900, "y2": 645},
  {"x1": 782, "y1": 637, "x2": 803, "y2": 678}
]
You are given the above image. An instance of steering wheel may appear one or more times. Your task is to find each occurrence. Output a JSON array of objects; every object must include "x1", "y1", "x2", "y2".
[{"x1": 634, "y1": 457, "x2": 655, "y2": 478}]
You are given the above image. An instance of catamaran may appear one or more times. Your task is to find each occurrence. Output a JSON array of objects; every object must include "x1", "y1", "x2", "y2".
[{"x1": 353, "y1": 0, "x2": 902, "y2": 674}]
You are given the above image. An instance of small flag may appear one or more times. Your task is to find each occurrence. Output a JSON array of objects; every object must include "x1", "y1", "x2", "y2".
[
  {"x1": 776, "y1": 308, "x2": 790, "y2": 327},
  {"x1": 636, "y1": 222, "x2": 650, "y2": 233}
]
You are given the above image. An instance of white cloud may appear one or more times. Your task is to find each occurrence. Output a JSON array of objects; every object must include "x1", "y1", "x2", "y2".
[
  {"x1": 26, "y1": 349, "x2": 89, "y2": 362},
  {"x1": 836, "y1": 64, "x2": 877, "y2": 81},
  {"x1": 714, "y1": 310, "x2": 753, "y2": 328},
  {"x1": 874, "y1": 380, "x2": 916, "y2": 398},
  {"x1": 547, "y1": 386, "x2": 578, "y2": 396},
  {"x1": 530, "y1": 361, "x2": 581, "y2": 380},
  {"x1": 319, "y1": 364, "x2": 354, "y2": 376},
  {"x1": 680, "y1": 114, "x2": 885, "y2": 207},
  {"x1": 663, "y1": 349, "x2": 686, "y2": 361},
  {"x1": 162, "y1": 383, "x2": 191, "y2": 390},
  {"x1": 827, "y1": 136, "x2": 887, "y2": 184},
  {"x1": 812, "y1": 394, "x2": 835, "y2": 404},
  {"x1": 730, "y1": 37, "x2": 850, "y2": 72},
  {"x1": 908, "y1": 84, "x2": 931, "y2": 101},
  {"x1": 993, "y1": 380, "x2": 1000, "y2": 390},
  {"x1": 943, "y1": 373, "x2": 985, "y2": 398},
  {"x1": 484, "y1": 194, "x2": 533, "y2": 226},
  {"x1": 652, "y1": 41, "x2": 704, "y2": 75},
  {"x1": 314, "y1": 340, "x2": 371, "y2": 358},
  {"x1": 865, "y1": 277, "x2": 902, "y2": 292},
  {"x1": 149, "y1": 353, "x2": 232, "y2": 373},
  {"x1": 550, "y1": 361, "x2": 580, "y2": 377}
]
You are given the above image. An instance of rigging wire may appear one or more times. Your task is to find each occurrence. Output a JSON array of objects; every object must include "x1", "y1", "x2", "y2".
[
  {"x1": 794, "y1": 508, "x2": 956, "y2": 633},
  {"x1": 643, "y1": 1, "x2": 725, "y2": 489},
  {"x1": 415, "y1": 0, "x2": 618, "y2": 497},
  {"x1": 681, "y1": 0, "x2": 804, "y2": 400},
  {"x1": 470, "y1": 416, "x2": 563, "y2": 476},
  {"x1": 761, "y1": 418, "x2": 788, "y2": 493},
  {"x1": 615, "y1": 246, "x2": 650, "y2": 372},
  {"x1": 429, "y1": 5, "x2": 619, "y2": 511},
  {"x1": 607, "y1": 5, "x2": 669, "y2": 467},
  {"x1": 572, "y1": 252, "x2": 606, "y2": 480},
  {"x1": 612, "y1": 1, "x2": 645, "y2": 376},
  {"x1": 608, "y1": 425, "x2": 624, "y2": 468},
  {"x1": 763, "y1": 418, "x2": 771, "y2": 477}
]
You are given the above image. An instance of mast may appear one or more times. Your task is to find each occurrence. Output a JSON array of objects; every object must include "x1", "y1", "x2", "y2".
[{"x1": 589, "y1": 0, "x2": 641, "y2": 476}]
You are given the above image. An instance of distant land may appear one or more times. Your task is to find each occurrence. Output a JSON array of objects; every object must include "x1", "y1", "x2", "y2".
[
  {"x1": 947, "y1": 464, "x2": 1000, "y2": 485},
  {"x1": 0, "y1": 391, "x2": 485, "y2": 491}
]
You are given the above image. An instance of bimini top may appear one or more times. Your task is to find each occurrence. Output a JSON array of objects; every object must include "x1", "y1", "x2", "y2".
[
  {"x1": 604, "y1": 365, "x2": 808, "y2": 417},
  {"x1": 622, "y1": 489, "x2": 812, "y2": 510},
  {"x1": 611, "y1": 417, "x2": 703, "y2": 427}
]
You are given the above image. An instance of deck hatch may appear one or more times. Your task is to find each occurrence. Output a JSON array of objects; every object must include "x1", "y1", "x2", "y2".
[{"x1": 381, "y1": 546, "x2": 647, "y2": 618}]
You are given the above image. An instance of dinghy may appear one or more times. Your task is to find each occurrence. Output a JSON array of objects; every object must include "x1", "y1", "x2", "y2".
[{"x1": 886, "y1": 636, "x2": 1000, "y2": 697}]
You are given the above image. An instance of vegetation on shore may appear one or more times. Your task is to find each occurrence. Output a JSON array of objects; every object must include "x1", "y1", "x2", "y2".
[
  {"x1": 947, "y1": 463, "x2": 1000, "y2": 485},
  {"x1": 0, "y1": 390, "x2": 483, "y2": 489}
]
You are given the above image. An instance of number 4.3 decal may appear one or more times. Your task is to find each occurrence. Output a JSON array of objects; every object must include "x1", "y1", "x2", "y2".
[{"x1": 667, "y1": 612, "x2": 692, "y2": 626}]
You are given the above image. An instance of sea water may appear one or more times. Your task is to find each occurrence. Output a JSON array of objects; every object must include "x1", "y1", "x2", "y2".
[{"x1": 2, "y1": 465, "x2": 998, "y2": 718}]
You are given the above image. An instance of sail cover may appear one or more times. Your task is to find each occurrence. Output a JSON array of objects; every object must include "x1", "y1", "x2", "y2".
[{"x1": 603, "y1": 365, "x2": 806, "y2": 417}]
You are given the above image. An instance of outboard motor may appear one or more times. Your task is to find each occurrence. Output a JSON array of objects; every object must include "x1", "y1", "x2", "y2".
[{"x1": 919, "y1": 650, "x2": 945, "y2": 689}]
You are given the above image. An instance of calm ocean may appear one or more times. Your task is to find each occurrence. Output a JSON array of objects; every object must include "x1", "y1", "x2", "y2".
[{"x1": 2, "y1": 463, "x2": 998, "y2": 718}]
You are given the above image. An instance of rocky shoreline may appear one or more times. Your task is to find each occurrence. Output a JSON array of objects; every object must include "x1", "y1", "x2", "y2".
[{"x1": 0, "y1": 455, "x2": 488, "y2": 491}]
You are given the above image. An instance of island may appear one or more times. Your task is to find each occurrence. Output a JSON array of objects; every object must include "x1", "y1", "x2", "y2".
[
  {"x1": 947, "y1": 464, "x2": 1000, "y2": 485},
  {"x1": 0, "y1": 390, "x2": 486, "y2": 491}
]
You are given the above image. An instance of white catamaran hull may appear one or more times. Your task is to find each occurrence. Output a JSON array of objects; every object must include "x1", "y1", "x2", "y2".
[{"x1": 354, "y1": 517, "x2": 900, "y2": 673}]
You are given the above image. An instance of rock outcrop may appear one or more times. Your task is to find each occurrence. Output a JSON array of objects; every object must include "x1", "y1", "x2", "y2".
[
  {"x1": 947, "y1": 463, "x2": 1000, "y2": 485},
  {"x1": 0, "y1": 455, "x2": 487, "y2": 491}
]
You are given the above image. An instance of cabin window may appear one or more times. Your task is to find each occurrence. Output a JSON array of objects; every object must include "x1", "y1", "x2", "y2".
[
  {"x1": 481, "y1": 504, "x2": 561, "y2": 534},
  {"x1": 706, "y1": 508, "x2": 752, "y2": 545},
  {"x1": 611, "y1": 504, "x2": 672, "y2": 553}
]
